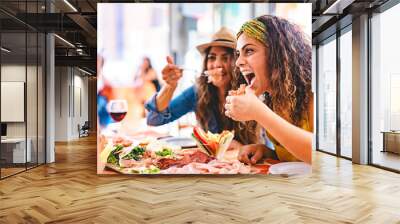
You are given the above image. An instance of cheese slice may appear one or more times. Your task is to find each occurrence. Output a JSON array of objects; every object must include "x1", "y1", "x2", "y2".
[{"x1": 100, "y1": 143, "x2": 114, "y2": 163}]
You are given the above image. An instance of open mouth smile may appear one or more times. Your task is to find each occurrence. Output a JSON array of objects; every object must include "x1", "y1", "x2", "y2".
[{"x1": 243, "y1": 73, "x2": 255, "y2": 85}]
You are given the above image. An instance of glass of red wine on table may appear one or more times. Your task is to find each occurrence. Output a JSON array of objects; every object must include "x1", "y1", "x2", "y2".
[{"x1": 107, "y1": 99, "x2": 128, "y2": 135}]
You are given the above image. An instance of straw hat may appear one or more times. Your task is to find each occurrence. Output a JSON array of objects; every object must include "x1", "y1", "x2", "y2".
[{"x1": 196, "y1": 27, "x2": 236, "y2": 54}]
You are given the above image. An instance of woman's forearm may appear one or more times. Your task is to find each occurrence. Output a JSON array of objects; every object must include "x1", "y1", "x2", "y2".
[
  {"x1": 156, "y1": 85, "x2": 177, "y2": 111},
  {"x1": 253, "y1": 102, "x2": 312, "y2": 164}
]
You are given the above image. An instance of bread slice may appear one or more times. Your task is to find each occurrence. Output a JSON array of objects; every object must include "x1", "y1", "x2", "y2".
[{"x1": 192, "y1": 127, "x2": 234, "y2": 160}]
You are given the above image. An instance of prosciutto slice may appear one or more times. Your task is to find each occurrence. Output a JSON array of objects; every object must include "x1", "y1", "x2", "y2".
[
  {"x1": 160, "y1": 159, "x2": 258, "y2": 174},
  {"x1": 119, "y1": 158, "x2": 153, "y2": 168},
  {"x1": 156, "y1": 150, "x2": 212, "y2": 170}
]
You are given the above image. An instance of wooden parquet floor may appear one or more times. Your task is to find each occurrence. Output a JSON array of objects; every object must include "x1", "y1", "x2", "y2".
[{"x1": 1, "y1": 135, "x2": 400, "y2": 224}]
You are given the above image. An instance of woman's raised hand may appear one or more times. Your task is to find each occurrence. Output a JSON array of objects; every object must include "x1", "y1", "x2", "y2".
[
  {"x1": 161, "y1": 56, "x2": 183, "y2": 88},
  {"x1": 225, "y1": 86, "x2": 263, "y2": 122}
]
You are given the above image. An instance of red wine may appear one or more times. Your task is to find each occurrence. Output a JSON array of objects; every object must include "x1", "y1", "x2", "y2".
[{"x1": 110, "y1": 112, "x2": 127, "y2": 122}]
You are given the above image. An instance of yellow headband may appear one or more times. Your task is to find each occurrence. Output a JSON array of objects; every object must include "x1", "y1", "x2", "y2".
[{"x1": 237, "y1": 19, "x2": 266, "y2": 45}]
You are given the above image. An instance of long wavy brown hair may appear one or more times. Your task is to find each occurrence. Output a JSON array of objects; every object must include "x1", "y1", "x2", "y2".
[
  {"x1": 255, "y1": 15, "x2": 312, "y2": 127},
  {"x1": 195, "y1": 47, "x2": 259, "y2": 144}
]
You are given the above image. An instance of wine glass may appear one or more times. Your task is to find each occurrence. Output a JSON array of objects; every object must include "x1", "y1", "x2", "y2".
[{"x1": 107, "y1": 99, "x2": 128, "y2": 134}]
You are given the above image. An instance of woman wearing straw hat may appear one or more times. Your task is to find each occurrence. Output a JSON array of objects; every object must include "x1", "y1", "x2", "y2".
[{"x1": 145, "y1": 27, "x2": 258, "y2": 146}]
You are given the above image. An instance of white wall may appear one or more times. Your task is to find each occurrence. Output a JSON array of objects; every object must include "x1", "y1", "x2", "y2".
[
  {"x1": 1, "y1": 65, "x2": 36, "y2": 138},
  {"x1": 1, "y1": 65, "x2": 25, "y2": 140},
  {"x1": 55, "y1": 66, "x2": 69, "y2": 141},
  {"x1": 1, "y1": 64, "x2": 46, "y2": 163},
  {"x1": 55, "y1": 67, "x2": 89, "y2": 141}
]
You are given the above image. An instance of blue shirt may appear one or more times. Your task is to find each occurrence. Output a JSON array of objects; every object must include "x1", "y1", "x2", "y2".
[
  {"x1": 145, "y1": 85, "x2": 221, "y2": 133},
  {"x1": 145, "y1": 85, "x2": 275, "y2": 148},
  {"x1": 97, "y1": 94, "x2": 112, "y2": 128}
]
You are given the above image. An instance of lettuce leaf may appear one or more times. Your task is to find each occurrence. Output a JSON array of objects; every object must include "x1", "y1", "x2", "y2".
[
  {"x1": 107, "y1": 145, "x2": 124, "y2": 165},
  {"x1": 155, "y1": 148, "x2": 173, "y2": 157},
  {"x1": 121, "y1": 146, "x2": 145, "y2": 161}
]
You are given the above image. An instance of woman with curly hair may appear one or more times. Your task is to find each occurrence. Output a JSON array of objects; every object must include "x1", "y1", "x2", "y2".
[
  {"x1": 145, "y1": 27, "x2": 259, "y2": 146},
  {"x1": 225, "y1": 15, "x2": 313, "y2": 164}
]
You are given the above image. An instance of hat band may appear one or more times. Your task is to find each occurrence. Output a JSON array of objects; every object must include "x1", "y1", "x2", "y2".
[{"x1": 213, "y1": 38, "x2": 234, "y2": 43}]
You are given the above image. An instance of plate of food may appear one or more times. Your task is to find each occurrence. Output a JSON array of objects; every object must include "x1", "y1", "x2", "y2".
[{"x1": 99, "y1": 127, "x2": 275, "y2": 174}]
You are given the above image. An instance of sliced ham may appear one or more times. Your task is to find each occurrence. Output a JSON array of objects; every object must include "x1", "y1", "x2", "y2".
[
  {"x1": 119, "y1": 158, "x2": 152, "y2": 168},
  {"x1": 156, "y1": 150, "x2": 212, "y2": 170},
  {"x1": 112, "y1": 136, "x2": 124, "y2": 144},
  {"x1": 250, "y1": 164, "x2": 270, "y2": 174},
  {"x1": 112, "y1": 136, "x2": 132, "y2": 147},
  {"x1": 160, "y1": 159, "x2": 254, "y2": 174}
]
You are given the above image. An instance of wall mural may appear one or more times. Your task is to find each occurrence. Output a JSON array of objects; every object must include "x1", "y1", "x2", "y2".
[{"x1": 97, "y1": 3, "x2": 313, "y2": 175}]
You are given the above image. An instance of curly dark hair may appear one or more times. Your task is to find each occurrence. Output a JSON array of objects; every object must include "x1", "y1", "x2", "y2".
[
  {"x1": 195, "y1": 47, "x2": 259, "y2": 144},
  {"x1": 253, "y1": 15, "x2": 312, "y2": 126}
]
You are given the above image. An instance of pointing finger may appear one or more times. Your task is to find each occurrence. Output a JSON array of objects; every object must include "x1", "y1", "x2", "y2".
[{"x1": 166, "y1": 56, "x2": 174, "y2": 64}]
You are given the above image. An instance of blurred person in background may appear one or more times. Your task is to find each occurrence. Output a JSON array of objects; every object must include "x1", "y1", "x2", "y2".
[
  {"x1": 97, "y1": 54, "x2": 113, "y2": 129},
  {"x1": 225, "y1": 15, "x2": 313, "y2": 164},
  {"x1": 145, "y1": 27, "x2": 259, "y2": 147},
  {"x1": 129, "y1": 57, "x2": 159, "y2": 119},
  {"x1": 136, "y1": 56, "x2": 161, "y2": 91}
]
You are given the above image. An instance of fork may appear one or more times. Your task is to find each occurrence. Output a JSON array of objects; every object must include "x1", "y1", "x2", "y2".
[{"x1": 178, "y1": 67, "x2": 209, "y2": 77}]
